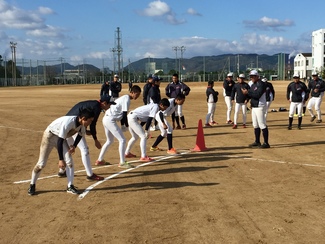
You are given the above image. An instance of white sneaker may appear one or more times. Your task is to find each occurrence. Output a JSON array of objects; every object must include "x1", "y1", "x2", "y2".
[{"x1": 150, "y1": 126, "x2": 156, "y2": 131}]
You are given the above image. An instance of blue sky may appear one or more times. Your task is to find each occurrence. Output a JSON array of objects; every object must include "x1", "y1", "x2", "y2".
[{"x1": 1, "y1": 0, "x2": 325, "y2": 69}]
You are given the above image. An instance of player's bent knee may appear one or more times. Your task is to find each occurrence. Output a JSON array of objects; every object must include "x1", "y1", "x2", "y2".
[{"x1": 33, "y1": 165, "x2": 43, "y2": 173}]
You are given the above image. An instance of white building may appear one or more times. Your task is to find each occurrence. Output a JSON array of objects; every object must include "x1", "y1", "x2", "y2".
[
  {"x1": 294, "y1": 53, "x2": 312, "y2": 79},
  {"x1": 312, "y1": 28, "x2": 325, "y2": 73},
  {"x1": 294, "y1": 28, "x2": 325, "y2": 78}
]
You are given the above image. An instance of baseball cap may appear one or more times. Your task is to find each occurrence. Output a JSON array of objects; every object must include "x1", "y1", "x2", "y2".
[
  {"x1": 227, "y1": 72, "x2": 233, "y2": 77},
  {"x1": 293, "y1": 73, "x2": 300, "y2": 78},
  {"x1": 147, "y1": 74, "x2": 153, "y2": 79},
  {"x1": 262, "y1": 78, "x2": 268, "y2": 82},
  {"x1": 152, "y1": 76, "x2": 162, "y2": 82},
  {"x1": 249, "y1": 70, "x2": 259, "y2": 76},
  {"x1": 239, "y1": 74, "x2": 245, "y2": 78},
  {"x1": 312, "y1": 71, "x2": 318, "y2": 76},
  {"x1": 114, "y1": 74, "x2": 119, "y2": 78},
  {"x1": 100, "y1": 94, "x2": 116, "y2": 105}
]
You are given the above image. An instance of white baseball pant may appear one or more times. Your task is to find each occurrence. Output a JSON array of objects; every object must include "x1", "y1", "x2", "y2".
[
  {"x1": 307, "y1": 96, "x2": 323, "y2": 120},
  {"x1": 234, "y1": 103, "x2": 247, "y2": 125},
  {"x1": 205, "y1": 102, "x2": 216, "y2": 124},
  {"x1": 251, "y1": 106, "x2": 267, "y2": 129},
  {"x1": 224, "y1": 96, "x2": 232, "y2": 121},
  {"x1": 125, "y1": 113, "x2": 147, "y2": 158},
  {"x1": 31, "y1": 130, "x2": 74, "y2": 186},
  {"x1": 97, "y1": 116, "x2": 126, "y2": 164}
]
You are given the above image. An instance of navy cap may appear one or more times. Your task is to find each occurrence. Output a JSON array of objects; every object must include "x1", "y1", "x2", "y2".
[
  {"x1": 100, "y1": 94, "x2": 116, "y2": 105},
  {"x1": 152, "y1": 76, "x2": 162, "y2": 82},
  {"x1": 148, "y1": 74, "x2": 153, "y2": 79}
]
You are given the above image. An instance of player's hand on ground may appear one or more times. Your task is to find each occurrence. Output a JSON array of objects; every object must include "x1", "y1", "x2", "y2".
[{"x1": 94, "y1": 139, "x2": 102, "y2": 149}]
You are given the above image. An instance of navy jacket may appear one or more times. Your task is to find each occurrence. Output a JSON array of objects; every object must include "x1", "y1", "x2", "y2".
[{"x1": 66, "y1": 100, "x2": 102, "y2": 140}]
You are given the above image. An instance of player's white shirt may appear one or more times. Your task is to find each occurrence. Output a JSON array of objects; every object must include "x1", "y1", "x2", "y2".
[
  {"x1": 47, "y1": 116, "x2": 85, "y2": 138},
  {"x1": 106, "y1": 94, "x2": 130, "y2": 120},
  {"x1": 130, "y1": 103, "x2": 159, "y2": 122},
  {"x1": 248, "y1": 80, "x2": 253, "y2": 87},
  {"x1": 163, "y1": 98, "x2": 177, "y2": 116}
]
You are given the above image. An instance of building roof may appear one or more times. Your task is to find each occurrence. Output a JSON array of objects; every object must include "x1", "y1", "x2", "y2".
[{"x1": 301, "y1": 53, "x2": 312, "y2": 57}]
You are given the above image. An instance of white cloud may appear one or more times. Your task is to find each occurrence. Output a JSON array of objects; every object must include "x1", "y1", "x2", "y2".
[
  {"x1": 187, "y1": 8, "x2": 202, "y2": 16},
  {"x1": 139, "y1": 0, "x2": 186, "y2": 25},
  {"x1": 26, "y1": 25, "x2": 64, "y2": 38},
  {"x1": 38, "y1": 6, "x2": 54, "y2": 15},
  {"x1": 243, "y1": 16, "x2": 295, "y2": 31},
  {"x1": 142, "y1": 0, "x2": 170, "y2": 17}
]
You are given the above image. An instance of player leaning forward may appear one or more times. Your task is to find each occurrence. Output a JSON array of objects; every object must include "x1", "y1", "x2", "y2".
[
  {"x1": 95, "y1": 85, "x2": 142, "y2": 168},
  {"x1": 28, "y1": 108, "x2": 95, "y2": 195},
  {"x1": 242, "y1": 70, "x2": 270, "y2": 148}
]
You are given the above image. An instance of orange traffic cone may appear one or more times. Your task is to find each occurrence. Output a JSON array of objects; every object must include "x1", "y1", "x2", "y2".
[{"x1": 191, "y1": 119, "x2": 208, "y2": 151}]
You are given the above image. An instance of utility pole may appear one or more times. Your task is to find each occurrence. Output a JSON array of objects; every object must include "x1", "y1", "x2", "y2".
[
  {"x1": 10, "y1": 41, "x2": 17, "y2": 86},
  {"x1": 111, "y1": 27, "x2": 123, "y2": 80},
  {"x1": 172, "y1": 46, "x2": 179, "y2": 73},
  {"x1": 180, "y1": 46, "x2": 186, "y2": 80}
]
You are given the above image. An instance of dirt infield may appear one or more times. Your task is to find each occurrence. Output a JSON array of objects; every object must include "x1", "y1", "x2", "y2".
[{"x1": 1, "y1": 81, "x2": 325, "y2": 243}]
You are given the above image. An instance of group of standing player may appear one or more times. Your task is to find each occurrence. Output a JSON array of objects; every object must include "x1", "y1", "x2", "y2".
[{"x1": 205, "y1": 70, "x2": 273, "y2": 148}]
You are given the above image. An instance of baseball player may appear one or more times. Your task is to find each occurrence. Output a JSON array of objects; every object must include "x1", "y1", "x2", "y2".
[
  {"x1": 263, "y1": 78, "x2": 275, "y2": 120},
  {"x1": 231, "y1": 74, "x2": 250, "y2": 129},
  {"x1": 125, "y1": 100, "x2": 169, "y2": 161},
  {"x1": 242, "y1": 70, "x2": 270, "y2": 148},
  {"x1": 28, "y1": 108, "x2": 95, "y2": 196},
  {"x1": 95, "y1": 85, "x2": 141, "y2": 169},
  {"x1": 143, "y1": 74, "x2": 154, "y2": 105},
  {"x1": 205, "y1": 81, "x2": 219, "y2": 127},
  {"x1": 223, "y1": 72, "x2": 235, "y2": 124},
  {"x1": 147, "y1": 76, "x2": 162, "y2": 131},
  {"x1": 109, "y1": 74, "x2": 122, "y2": 100},
  {"x1": 286, "y1": 73, "x2": 308, "y2": 130},
  {"x1": 306, "y1": 72, "x2": 325, "y2": 123},
  {"x1": 100, "y1": 80, "x2": 110, "y2": 96},
  {"x1": 57, "y1": 94, "x2": 116, "y2": 181},
  {"x1": 165, "y1": 73, "x2": 191, "y2": 129},
  {"x1": 150, "y1": 95, "x2": 185, "y2": 154}
]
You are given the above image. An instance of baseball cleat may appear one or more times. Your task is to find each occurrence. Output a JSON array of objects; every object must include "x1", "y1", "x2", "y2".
[
  {"x1": 118, "y1": 161, "x2": 134, "y2": 169},
  {"x1": 249, "y1": 142, "x2": 261, "y2": 148},
  {"x1": 260, "y1": 143, "x2": 270, "y2": 149},
  {"x1": 125, "y1": 152, "x2": 137, "y2": 158},
  {"x1": 67, "y1": 185, "x2": 80, "y2": 195},
  {"x1": 28, "y1": 184, "x2": 36, "y2": 196}
]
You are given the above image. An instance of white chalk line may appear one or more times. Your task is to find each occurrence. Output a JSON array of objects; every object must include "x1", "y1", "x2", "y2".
[
  {"x1": 0, "y1": 125, "x2": 43, "y2": 133},
  {"x1": 77, "y1": 151, "x2": 190, "y2": 200},
  {"x1": 242, "y1": 157, "x2": 325, "y2": 168},
  {"x1": 222, "y1": 154, "x2": 325, "y2": 168},
  {"x1": 13, "y1": 155, "x2": 168, "y2": 184}
]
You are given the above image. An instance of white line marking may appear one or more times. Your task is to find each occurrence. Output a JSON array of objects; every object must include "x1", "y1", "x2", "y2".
[
  {"x1": 77, "y1": 151, "x2": 190, "y2": 200},
  {"x1": 0, "y1": 125, "x2": 43, "y2": 133},
  {"x1": 243, "y1": 157, "x2": 325, "y2": 168},
  {"x1": 13, "y1": 155, "x2": 168, "y2": 184}
]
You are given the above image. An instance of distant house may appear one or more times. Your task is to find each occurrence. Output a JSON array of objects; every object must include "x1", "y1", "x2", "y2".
[{"x1": 294, "y1": 53, "x2": 312, "y2": 79}]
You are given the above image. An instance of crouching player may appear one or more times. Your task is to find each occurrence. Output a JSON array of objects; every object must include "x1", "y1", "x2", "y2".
[
  {"x1": 150, "y1": 95, "x2": 186, "y2": 155},
  {"x1": 28, "y1": 108, "x2": 95, "y2": 195}
]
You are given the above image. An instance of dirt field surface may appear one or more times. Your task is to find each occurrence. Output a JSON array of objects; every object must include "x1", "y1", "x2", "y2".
[{"x1": 1, "y1": 80, "x2": 325, "y2": 244}]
